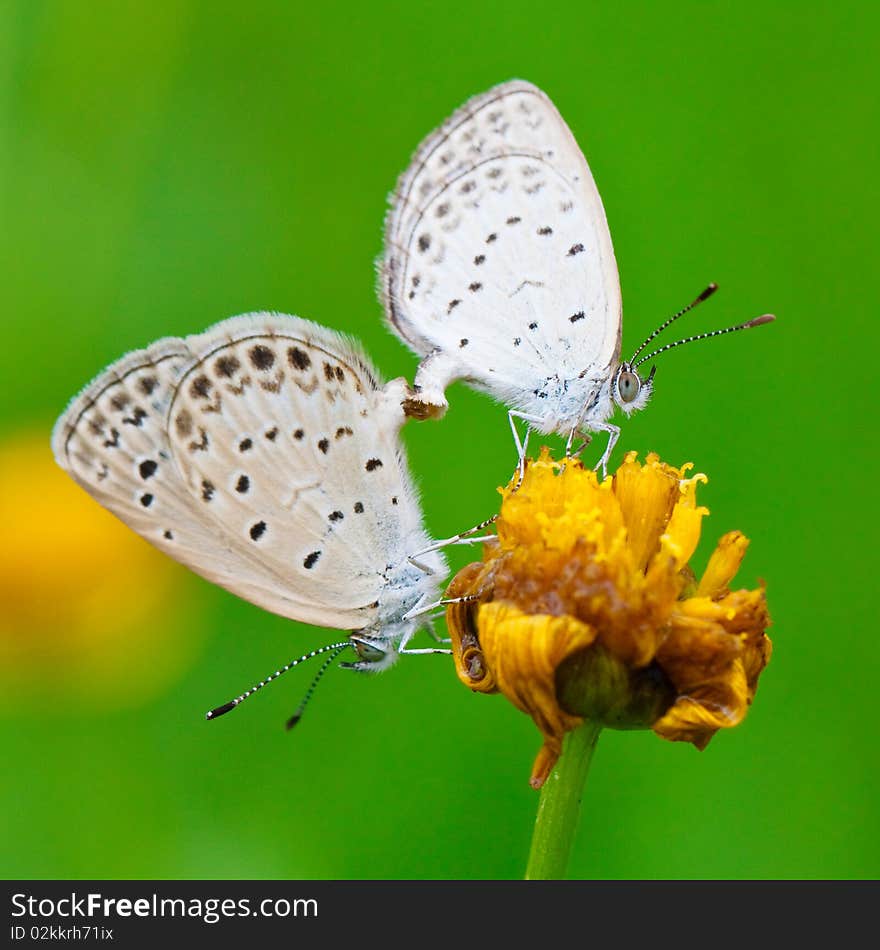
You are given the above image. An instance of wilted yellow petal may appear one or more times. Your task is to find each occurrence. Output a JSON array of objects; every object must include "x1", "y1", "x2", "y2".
[
  {"x1": 657, "y1": 613, "x2": 740, "y2": 685},
  {"x1": 652, "y1": 660, "x2": 750, "y2": 748},
  {"x1": 477, "y1": 602, "x2": 596, "y2": 788},
  {"x1": 446, "y1": 561, "x2": 498, "y2": 695},
  {"x1": 677, "y1": 589, "x2": 770, "y2": 636}
]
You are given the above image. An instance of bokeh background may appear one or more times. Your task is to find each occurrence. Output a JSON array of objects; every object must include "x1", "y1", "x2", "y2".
[{"x1": 2, "y1": 0, "x2": 877, "y2": 879}]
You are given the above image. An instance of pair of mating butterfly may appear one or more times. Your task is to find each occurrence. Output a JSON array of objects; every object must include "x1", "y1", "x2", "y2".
[{"x1": 52, "y1": 80, "x2": 773, "y2": 724}]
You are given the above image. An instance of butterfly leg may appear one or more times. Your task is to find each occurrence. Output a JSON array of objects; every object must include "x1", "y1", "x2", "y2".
[
  {"x1": 563, "y1": 427, "x2": 594, "y2": 458},
  {"x1": 408, "y1": 515, "x2": 498, "y2": 563},
  {"x1": 569, "y1": 434, "x2": 593, "y2": 457},
  {"x1": 509, "y1": 409, "x2": 545, "y2": 485},
  {"x1": 402, "y1": 594, "x2": 481, "y2": 622},
  {"x1": 424, "y1": 616, "x2": 452, "y2": 645},
  {"x1": 408, "y1": 556, "x2": 438, "y2": 575},
  {"x1": 591, "y1": 423, "x2": 620, "y2": 479},
  {"x1": 399, "y1": 647, "x2": 453, "y2": 656},
  {"x1": 396, "y1": 617, "x2": 452, "y2": 652}
]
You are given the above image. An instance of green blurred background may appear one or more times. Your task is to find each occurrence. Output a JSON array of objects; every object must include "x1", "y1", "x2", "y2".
[{"x1": 2, "y1": 0, "x2": 877, "y2": 880}]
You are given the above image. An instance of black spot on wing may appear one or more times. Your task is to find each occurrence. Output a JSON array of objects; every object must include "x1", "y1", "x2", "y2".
[
  {"x1": 215, "y1": 355, "x2": 241, "y2": 378},
  {"x1": 139, "y1": 460, "x2": 158, "y2": 480},
  {"x1": 303, "y1": 550, "x2": 321, "y2": 569},
  {"x1": 122, "y1": 407, "x2": 147, "y2": 427},
  {"x1": 250, "y1": 521, "x2": 267, "y2": 541},
  {"x1": 175, "y1": 411, "x2": 193, "y2": 437},
  {"x1": 249, "y1": 345, "x2": 275, "y2": 370},
  {"x1": 189, "y1": 429, "x2": 209, "y2": 453},
  {"x1": 190, "y1": 375, "x2": 212, "y2": 399},
  {"x1": 288, "y1": 347, "x2": 311, "y2": 370}
]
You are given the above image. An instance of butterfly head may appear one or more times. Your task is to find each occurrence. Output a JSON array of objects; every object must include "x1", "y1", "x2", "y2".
[
  {"x1": 612, "y1": 283, "x2": 775, "y2": 418},
  {"x1": 611, "y1": 362, "x2": 655, "y2": 416},
  {"x1": 342, "y1": 634, "x2": 400, "y2": 673}
]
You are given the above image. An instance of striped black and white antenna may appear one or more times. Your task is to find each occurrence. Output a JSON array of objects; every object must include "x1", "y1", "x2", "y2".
[
  {"x1": 285, "y1": 644, "x2": 348, "y2": 730},
  {"x1": 205, "y1": 641, "x2": 350, "y2": 722},
  {"x1": 628, "y1": 283, "x2": 775, "y2": 367}
]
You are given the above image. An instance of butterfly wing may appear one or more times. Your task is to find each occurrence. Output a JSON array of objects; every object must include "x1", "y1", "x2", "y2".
[
  {"x1": 382, "y1": 79, "x2": 622, "y2": 405},
  {"x1": 52, "y1": 313, "x2": 430, "y2": 632}
]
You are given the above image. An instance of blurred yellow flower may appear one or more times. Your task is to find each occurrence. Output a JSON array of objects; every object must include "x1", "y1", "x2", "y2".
[
  {"x1": 0, "y1": 430, "x2": 200, "y2": 709},
  {"x1": 446, "y1": 450, "x2": 772, "y2": 788}
]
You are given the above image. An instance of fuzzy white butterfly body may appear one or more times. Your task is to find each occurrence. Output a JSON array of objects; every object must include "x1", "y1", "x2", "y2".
[{"x1": 52, "y1": 313, "x2": 445, "y2": 676}]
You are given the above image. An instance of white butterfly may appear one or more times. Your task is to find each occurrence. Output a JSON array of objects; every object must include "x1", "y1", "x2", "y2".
[
  {"x1": 52, "y1": 313, "x2": 450, "y2": 718},
  {"x1": 381, "y1": 79, "x2": 773, "y2": 475}
]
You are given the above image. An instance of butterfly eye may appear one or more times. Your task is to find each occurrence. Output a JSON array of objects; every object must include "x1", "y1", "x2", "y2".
[
  {"x1": 353, "y1": 638, "x2": 386, "y2": 663},
  {"x1": 617, "y1": 371, "x2": 640, "y2": 403}
]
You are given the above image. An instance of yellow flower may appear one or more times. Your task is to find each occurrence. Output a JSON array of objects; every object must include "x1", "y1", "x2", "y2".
[{"x1": 446, "y1": 450, "x2": 772, "y2": 788}]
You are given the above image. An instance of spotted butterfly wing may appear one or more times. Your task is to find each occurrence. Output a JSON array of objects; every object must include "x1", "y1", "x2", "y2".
[
  {"x1": 52, "y1": 313, "x2": 443, "y2": 636},
  {"x1": 382, "y1": 79, "x2": 622, "y2": 421}
]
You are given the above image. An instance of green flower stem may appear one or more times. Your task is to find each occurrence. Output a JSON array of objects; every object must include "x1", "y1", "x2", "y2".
[{"x1": 525, "y1": 720, "x2": 602, "y2": 880}]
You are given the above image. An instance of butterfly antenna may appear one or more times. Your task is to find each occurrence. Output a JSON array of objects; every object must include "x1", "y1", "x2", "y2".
[
  {"x1": 205, "y1": 640, "x2": 351, "y2": 721},
  {"x1": 285, "y1": 644, "x2": 347, "y2": 730},
  {"x1": 634, "y1": 313, "x2": 775, "y2": 368},
  {"x1": 629, "y1": 283, "x2": 719, "y2": 363}
]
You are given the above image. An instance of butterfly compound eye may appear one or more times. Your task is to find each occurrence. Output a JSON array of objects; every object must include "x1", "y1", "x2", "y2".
[{"x1": 617, "y1": 370, "x2": 641, "y2": 403}]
